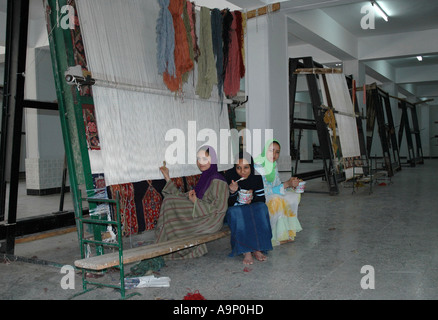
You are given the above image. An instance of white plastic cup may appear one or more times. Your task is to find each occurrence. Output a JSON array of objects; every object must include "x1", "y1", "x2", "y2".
[
  {"x1": 295, "y1": 181, "x2": 306, "y2": 193},
  {"x1": 238, "y1": 189, "x2": 252, "y2": 204}
]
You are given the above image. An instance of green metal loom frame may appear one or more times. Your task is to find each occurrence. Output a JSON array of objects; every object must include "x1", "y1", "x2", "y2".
[{"x1": 45, "y1": 0, "x2": 133, "y2": 298}]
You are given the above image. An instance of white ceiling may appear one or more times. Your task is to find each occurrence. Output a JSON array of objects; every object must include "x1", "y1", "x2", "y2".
[
  {"x1": 1, "y1": 0, "x2": 438, "y2": 103},
  {"x1": 227, "y1": 0, "x2": 438, "y2": 103}
]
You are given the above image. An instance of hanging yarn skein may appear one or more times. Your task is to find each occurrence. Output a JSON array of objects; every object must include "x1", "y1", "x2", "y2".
[
  {"x1": 221, "y1": 9, "x2": 233, "y2": 82},
  {"x1": 235, "y1": 11, "x2": 245, "y2": 79},
  {"x1": 195, "y1": 6, "x2": 217, "y2": 99},
  {"x1": 211, "y1": 8, "x2": 224, "y2": 103},
  {"x1": 156, "y1": 0, "x2": 175, "y2": 76},
  {"x1": 163, "y1": 0, "x2": 194, "y2": 92},
  {"x1": 182, "y1": 1, "x2": 194, "y2": 63},
  {"x1": 224, "y1": 11, "x2": 244, "y2": 98},
  {"x1": 187, "y1": 1, "x2": 200, "y2": 63}
]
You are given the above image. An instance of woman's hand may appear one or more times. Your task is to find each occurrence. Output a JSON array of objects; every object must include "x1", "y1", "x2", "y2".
[
  {"x1": 188, "y1": 190, "x2": 197, "y2": 204},
  {"x1": 284, "y1": 177, "x2": 299, "y2": 189},
  {"x1": 229, "y1": 180, "x2": 239, "y2": 194},
  {"x1": 159, "y1": 166, "x2": 170, "y2": 182},
  {"x1": 246, "y1": 190, "x2": 254, "y2": 204}
]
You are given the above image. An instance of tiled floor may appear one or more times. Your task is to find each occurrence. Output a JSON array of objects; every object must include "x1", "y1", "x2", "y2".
[{"x1": 1, "y1": 160, "x2": 438, "y2": 300}]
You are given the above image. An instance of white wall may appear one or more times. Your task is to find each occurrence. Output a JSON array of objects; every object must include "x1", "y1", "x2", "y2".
[
  {"x1": 246, "y1": 13, "x2": 291, "y2": 169},
  {"x1": 23, "y1": 12, "x2": 65, "y2": 191}
]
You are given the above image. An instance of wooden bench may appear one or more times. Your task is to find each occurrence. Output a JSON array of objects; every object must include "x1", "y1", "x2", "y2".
[
  {"x1": 74, "y1": 226, "x2": 230, "y2": 271},
  {"x1": 73, "y1": 192, "x2": 230, "y2": 299}
]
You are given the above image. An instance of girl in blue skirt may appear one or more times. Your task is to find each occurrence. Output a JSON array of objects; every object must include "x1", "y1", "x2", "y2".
[{"x1": 225, "y1": 151, "x2": 273, "y2": 265}]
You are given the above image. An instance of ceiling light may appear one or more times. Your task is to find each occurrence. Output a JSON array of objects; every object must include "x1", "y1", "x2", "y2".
[
  {"x1": 417, "y1": 56, "x2": 423, "y2": 61},
  {"x1": 371, "y1": 1, "x2": 389, "y2": 22}
]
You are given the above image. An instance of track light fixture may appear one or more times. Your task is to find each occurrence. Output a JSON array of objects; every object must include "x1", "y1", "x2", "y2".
[{"x1": 371, "y1": 1, "x2": 389, "y2": 22}]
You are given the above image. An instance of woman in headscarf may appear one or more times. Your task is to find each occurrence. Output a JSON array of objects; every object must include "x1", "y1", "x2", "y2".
[
  {"x1": 155, "y1": 146, "x2": 229, "y2": 260},
  {"x1": 254, "y1": 139, "x2": 303, "y2": 246},
  {"x1": 225, "y1": 151, "x2": 273, "y2": 265}
]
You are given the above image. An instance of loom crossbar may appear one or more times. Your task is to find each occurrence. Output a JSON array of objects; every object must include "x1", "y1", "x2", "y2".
[{"x1": 74, "y1": 227, "x2": 230, "y2": 271}]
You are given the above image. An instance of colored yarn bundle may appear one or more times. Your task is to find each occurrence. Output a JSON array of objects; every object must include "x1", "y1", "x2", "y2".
[
  {"x1": 163, "y1": 0, "x2": 194, "y2": 92},
  {"x1": 211, "y1": 8, "x2": 224, "y2": 102},
  {"x1": 195, "y1": 6, "x2": 217, "y2": 99},
  {"x1": 129, "y1": 257, "x2": 165, "y2": 277},
  {"x1": 184, "y1": 290, "x2": 206, "y2": 300},
  {"x1": 156, "y1": 0, "x2": 175, "y2": 76},
  {"x1": 221, "y1": 9, "x2": 233, "y2": 81},
  {"x1": 224, "y1": 11, "x2": 244, "y2": 97},
  {"x1": 235, "y1": 11, "x2": 246, "y2": 79},
  {"x1": 187, "y1": 1, "x2": 200, "y2": 62},
  {"x1": 157, "y1": 1, "x2": 246, "y2": 99}
]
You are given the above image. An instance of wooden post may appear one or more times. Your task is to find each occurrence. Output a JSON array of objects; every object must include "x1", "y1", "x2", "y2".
[{"x1": 246, "y1": 2, "x2": 281, "y2": 20}]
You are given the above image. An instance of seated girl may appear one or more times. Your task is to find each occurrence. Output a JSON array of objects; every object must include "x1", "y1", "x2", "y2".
[
  {"x1": 225, "y1": 151, "x2": 273, "y2": 265},
  {"x1": 155, "y1": 146, "x2": 229, "y2": 260},
  {"x1": 254, "y1": 139, "x2": 303, "y2": 246}
]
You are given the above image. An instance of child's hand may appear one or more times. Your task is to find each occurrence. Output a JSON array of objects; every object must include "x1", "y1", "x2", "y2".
[
  {"x1": 229, "y1": 180, "x2": 239, "y2": 193},
  {"x1": 290, "y1": 177, "x2": 300, "y2": 188}
]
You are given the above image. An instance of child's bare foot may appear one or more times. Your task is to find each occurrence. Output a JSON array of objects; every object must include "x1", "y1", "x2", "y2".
[
  {"x1": 253, "y1": 251, "x2": 267, "y2": 262},
  {"x1": 243, "y1": 252, "x2": 254, "y2": 265}
]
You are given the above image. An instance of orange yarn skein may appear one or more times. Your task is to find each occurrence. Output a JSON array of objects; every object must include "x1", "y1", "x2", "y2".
[{"x1": 163, "y1": 0, "x2": 194, "y2": 92}]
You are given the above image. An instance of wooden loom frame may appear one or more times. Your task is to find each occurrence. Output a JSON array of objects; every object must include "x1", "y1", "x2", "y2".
[
  {"x1": 398, "y1": 100, "x2": 425, "y2": 166},
  {"x1": 289, "y1": 57, "x2": 343, "y2": 195},
  {"x1": 364, "y1": 84, "x2": 402, "y2": 177}
]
